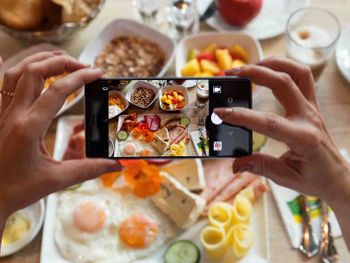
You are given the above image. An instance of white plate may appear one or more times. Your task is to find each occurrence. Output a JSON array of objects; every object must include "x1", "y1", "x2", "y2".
[
  {"x1": 41, "y1": 115, "x2": 269, "y2": 263},
  {"x1": 336, "y1": 26, "x2": 350, "y2": 83},
  {"x1": 203, "y1": 0, "x2": 310, "y2": 40},
  {"x1": 0, "y1": 43, "x2": 83, "y2": 116},
  {"x1": 176, "y1": 32, "x2": 264, "y2": 99},
  {"x1": 0, "y1": 199, "x2": 45, "y2": 257},
  {"x1": 78, "y1": 18, "x2": 176, "y2": 77}
]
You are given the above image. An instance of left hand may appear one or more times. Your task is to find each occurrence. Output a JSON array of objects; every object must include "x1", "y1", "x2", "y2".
[{"x1": 0, "y1": 52, "x2": 120, "y2": 220}]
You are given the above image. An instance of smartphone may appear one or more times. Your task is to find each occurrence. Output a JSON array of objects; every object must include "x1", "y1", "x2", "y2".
[{"x1": 85, "y1": 77, "x2": 252, "y2": 159}]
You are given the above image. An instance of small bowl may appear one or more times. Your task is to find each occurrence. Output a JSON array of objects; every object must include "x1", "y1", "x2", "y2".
[
  {"x1": 159, "y1": 85, "x2": 189, "y2": 111},
  {"x1": 79, "y1": 18, "x2": 176, "y2": 77},
  {"x1": 0, "y1": 199, "x2": 45, "y2": 257},
  {"x1": 175, "y1": 31, "x2": 264, "y2": 99},
  {"x1": 0, "y1": 1, "x2": 105, "y2": 43},
  {"x1": 108, "y1": 90, "x2": 129, "y2": 119},
  {"x1": 125, "y1": 80, "x2": 158, "y2": 109}
]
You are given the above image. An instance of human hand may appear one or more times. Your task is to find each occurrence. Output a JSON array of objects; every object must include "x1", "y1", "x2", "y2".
[
  {"x1": 214, "y1": 57, "x2": 350, "y2": 206},
  {"x1": 0, "y1": 52, "x2": 120, "y2": 219}
]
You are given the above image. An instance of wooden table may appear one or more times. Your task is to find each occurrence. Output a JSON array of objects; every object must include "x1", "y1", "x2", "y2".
[{"x1": 1, "y1": 0, "x2": 350, "y2": 262}]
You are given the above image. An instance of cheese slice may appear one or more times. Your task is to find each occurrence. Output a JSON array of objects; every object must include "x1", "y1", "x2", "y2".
[
  {"x1": 151, "y1": 134, "x2": 169, "y2": 154},
  {"x1": 161, "y1": 159, "x2": 206, "y2": 191},
  {"x1": 151, "y1": 172, "x2": 206, "y2": 229}
]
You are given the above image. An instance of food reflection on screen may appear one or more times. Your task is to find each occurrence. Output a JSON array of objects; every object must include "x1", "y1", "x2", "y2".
[{"x1": 108, "y1": 79, "x2": 209, "y2": 158}]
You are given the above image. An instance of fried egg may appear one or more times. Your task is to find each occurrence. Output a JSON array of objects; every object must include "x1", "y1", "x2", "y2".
[{"x1": 55, "y1": 179, "x2": 176, "y2": 263}]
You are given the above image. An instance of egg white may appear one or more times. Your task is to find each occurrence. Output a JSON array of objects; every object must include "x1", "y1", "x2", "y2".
[{"x1": 55, "y1": 179, "x2": 177, "y2": 263}]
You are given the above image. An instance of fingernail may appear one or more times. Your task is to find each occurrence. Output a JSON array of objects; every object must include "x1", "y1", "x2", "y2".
[
  {"x1": 106, "y1": 162, "x2": 122, "y2": 172},
  {"x1": 225, "y1": 67, "x2": 241, "y2": 75},
  {"x1": 237, "y1": 164, "x2": 253, "y2": 173},
  {"x1": 214, "y1": 107, "x2": 233, "y2": 118},
  {"x1": 52, "y1": 49, "x2": 65, "y2": 55},
  {"x1": 91, "y1": 67, "x2": 103, "y2": 73}
]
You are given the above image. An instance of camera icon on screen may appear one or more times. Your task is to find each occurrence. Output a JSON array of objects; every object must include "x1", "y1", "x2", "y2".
[{"x1": 213, "y1": 86, "x2": 222, "y2": 94}]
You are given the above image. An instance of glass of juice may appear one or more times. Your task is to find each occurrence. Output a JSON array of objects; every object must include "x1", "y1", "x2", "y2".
[{"x1": 286, "y1": 7, "x2": 340, "y2": 81}]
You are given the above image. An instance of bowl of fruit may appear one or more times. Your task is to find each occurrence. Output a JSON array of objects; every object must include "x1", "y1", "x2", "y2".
[
  {"x1": 159, "y1": 85, "x2": 188, "y2": 111},
  {"x1": 176, "y1": 32, "x2": 264, "y2": 98}
]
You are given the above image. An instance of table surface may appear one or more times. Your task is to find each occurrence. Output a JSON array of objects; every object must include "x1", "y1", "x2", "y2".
[{"x1": 0, "y1": 0, "x2": 350, "y2": 262}]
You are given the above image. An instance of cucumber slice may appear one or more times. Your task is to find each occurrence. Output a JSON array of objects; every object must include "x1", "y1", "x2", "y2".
[
  {"x1": 117, "y1": 130, "x2": 128, "y2": 141},
  {"x1": 180, "y1": 117, "x2": 191, "y2": 127},
  {"x1": 164, "y1": 240, "x2": 200, "y2": 263},
  {"x1": 253, "y1": 132, "x2": 267, "y2": 152}
]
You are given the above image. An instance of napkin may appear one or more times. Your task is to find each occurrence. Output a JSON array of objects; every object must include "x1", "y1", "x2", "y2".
[
  {"x1": 269, "y1": 149, "x2": 350, "y2": 249},
  {"x1": 190, "y1": 130, "x2": 209, "y2": 156}
]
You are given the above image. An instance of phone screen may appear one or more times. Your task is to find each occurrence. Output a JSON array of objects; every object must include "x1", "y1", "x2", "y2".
[{"x1": 85, "y1": 77, "x2": 251, "y2": 158}]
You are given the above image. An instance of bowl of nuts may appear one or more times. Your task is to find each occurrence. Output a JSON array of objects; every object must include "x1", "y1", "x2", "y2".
[
  {"x1": 79, "y1": 19, "x2": 176, "y2": 77},
  {"x1": 125, "y1": 81, "x2": 158, "y2": 109}
]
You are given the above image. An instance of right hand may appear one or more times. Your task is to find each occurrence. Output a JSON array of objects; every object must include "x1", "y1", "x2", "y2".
[{"x1": 214, "y1": 57, "x2": 350, "y2": 206}]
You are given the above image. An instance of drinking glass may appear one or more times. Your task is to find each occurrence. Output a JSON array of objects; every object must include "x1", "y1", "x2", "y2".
[
  {"x1": 286, "y1": 7, "x2": 341, "y2": 81},
  {"x1": 132, "y1": 0, "x2": 163, "y2": 27},
  {"x1": 166, "y1": 0, "x2": 199, "y2": 41},
  {"x1": 195, "y1": 81, "x2": 209, "y2": 108}
]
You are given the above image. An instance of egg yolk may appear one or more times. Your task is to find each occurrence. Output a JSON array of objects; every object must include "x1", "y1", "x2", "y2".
[
  {"x1": 73, "y1": 201, "x2": 107, "y2": 233},
  {"x1": 119, "y1": 214, "x2": 159, "y2": 248}
]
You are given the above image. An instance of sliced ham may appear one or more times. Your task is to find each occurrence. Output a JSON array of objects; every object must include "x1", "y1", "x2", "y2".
[
  {"x1": 206, "y1": 172, "x2": 258, "y2": 208},
  {"x1": 167, "y1": 125, "x2": 186, "y2": 144},
  {"x1": 144, "y1": 114, "x2": 161, "y2": 131},
  {"x1": 248, "y1": 178, "x2": 270, "y2": 200},
  {"x1": 200, "y1": 159, "x2": 237, "y2": 203},
  {"x1": 63, "y1": 122, "x2": 85, "y2": 160},
  {"x1": 173, "y1": 130, "x2": 188, "y2": 144}
]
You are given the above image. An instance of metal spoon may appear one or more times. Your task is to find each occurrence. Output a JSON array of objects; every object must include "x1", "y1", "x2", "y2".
[
  {"x1": 298, "y1": 195, "x2": 319, "y2": 258},
  {"x1": 320, "y1": 200, "x2": 339, "y2": 263}
]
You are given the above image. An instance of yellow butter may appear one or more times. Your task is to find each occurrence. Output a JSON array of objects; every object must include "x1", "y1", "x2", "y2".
[
  {"x1": 208, "y1": 202, "x2": 233, "y2": 232},
  {"x1": 231, "y1": 195, "x2": 252, "y2": 225},
  {"x1": 227, "y1": 224, "x2": 254, "y2": 258},
  {"x1": 200, "y1": 225, "x2": 227, "y2": 260}
]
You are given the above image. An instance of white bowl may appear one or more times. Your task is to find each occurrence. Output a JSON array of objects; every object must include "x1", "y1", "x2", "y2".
[
  {"x1": 159, "y1": 85, "x2": 189, "y2": 111},
  {"x1": 108, "y1": 90, "x2": 129, "y2": 119},
  {"x1": 79, "y1": 18, "x2": 176, "y2": 77},
  {"x1": 175, "y1": 32, "x2": 264, "y2": 98},
  {"x1": 0, "y1": 199, "x2": 45, "y2": 257},
  {"x1": 125, "y1": 80, "x2": 158, "y2": 109}
]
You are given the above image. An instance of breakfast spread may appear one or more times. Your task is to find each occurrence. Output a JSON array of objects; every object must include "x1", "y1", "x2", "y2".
[
  {"x1": 45, "y1": 116, "x2": 270, "y2": 263},
  {"x1": 95, "y1": 36, "x2": 165, "y2": 77},
  {"x1": 181, "y1": 43, "x2": 249, "y2": 77}
]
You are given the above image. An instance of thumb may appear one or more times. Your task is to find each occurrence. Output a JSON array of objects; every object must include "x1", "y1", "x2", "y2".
[
  {"x1": 54, "y1": 159, "x2": 122, "y2": 190},
  {"x1": 233, "y1": 152, "x2": 300, "y2": 189}
]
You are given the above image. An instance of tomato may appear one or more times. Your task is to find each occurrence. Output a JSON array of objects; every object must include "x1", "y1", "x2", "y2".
[
  {"x1": 196, "y1": 52, "x2": 216, "y2": 62},
  {"x1": 215, "y1": 71, "x2": 226, "y2": 76},
  {"x1": 143, "y1": 131, "x2": 155, "y2": 143},
  {"x1": 132, "y1": 127, "x2": 142, "y2": 139}
]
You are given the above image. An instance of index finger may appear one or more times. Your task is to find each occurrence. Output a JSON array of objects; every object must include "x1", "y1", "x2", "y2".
[
  {"x1": 214, "y1": 107, "x2": 306, "y2": 148},
  {"x1": 30, "y1": 67, "x2": 102, "y2": 132},
  {"x1": 258, "y1": 57, "x2": 317, "y2": 105},
  {"x1": 226, "y1": 64, "x2": 307, "y2": 115}
]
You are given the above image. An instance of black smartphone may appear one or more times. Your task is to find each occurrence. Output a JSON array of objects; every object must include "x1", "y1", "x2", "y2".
[{"x1": 85, "y1": 77, "x2": 252, "y2": 159}]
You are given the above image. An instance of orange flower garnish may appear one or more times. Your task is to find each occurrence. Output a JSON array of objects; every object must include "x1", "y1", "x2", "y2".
[
  {"x1": 123, "y1": 160, "x2": 162, "y2": 198},
  {"x1": 100, "y1": 171, "x2": 122, "y2": 187}
]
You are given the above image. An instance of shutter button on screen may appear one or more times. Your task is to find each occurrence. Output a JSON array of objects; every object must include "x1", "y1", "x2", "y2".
[{"x1": 211, "y1": 112, "x2": 223, "y2": 125}]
